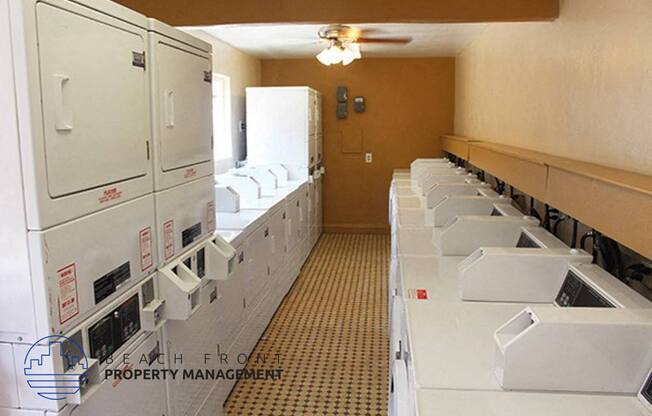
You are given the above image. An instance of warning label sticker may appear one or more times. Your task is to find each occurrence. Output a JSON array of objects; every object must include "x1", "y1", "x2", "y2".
[
  {"x1": 407, "y1": 288, "x2": 429, "y2": 300},
  {"x1": 164, "y1": 220, "x2": 175, "y2": 260},
  {"x1": 207, "y1": 201, "x2": 215, "y2": 232},
  {"x1": 139, "y1": 227, "x2": 153, "y2": 271},
  {"x1": 98, "y1": 187, "x2": 122, "y2": 204},
  {"x1": 57, "y1": 263, "x2": 79, "y2": 324}
]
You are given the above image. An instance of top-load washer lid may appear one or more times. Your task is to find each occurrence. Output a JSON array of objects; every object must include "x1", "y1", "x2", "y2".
[
  {"x1": 37, "y1": 3, "x2": 150, "y2": 198},
  {"x1": 407, "y1": 301, "x2": 533, "y2": 391}
]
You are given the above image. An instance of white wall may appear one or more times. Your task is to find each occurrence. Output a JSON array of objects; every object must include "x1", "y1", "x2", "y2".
[
  {"x1": 455, "y1": 0, "x2": 652, "y2": 175},
  {"x1": 187, "y1": 30, "x2": 261, "y2": 173}
]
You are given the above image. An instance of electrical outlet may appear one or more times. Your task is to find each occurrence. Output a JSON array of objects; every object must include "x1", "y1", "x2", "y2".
[
  {"x1": 239, "y1": 121, "x2": 246, "y2": 132},
  {"x1": 365, "y1": 153, "x2": 372, "y2": 163}
]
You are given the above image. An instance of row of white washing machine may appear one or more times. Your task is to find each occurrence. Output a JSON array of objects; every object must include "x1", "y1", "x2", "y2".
[
  {"x1": 387, "y1": 158, "x2": 652, "y2": 416},
  {"x1": 0, "y1": 163, "x2": 323, "y2": 416}
]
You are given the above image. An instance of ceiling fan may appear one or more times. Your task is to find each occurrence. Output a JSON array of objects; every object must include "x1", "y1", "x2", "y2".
[{"x1": 316, "y1": 24, "x2": 412, "y2": 66}]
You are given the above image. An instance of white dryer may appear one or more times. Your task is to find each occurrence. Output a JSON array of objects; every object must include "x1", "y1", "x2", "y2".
[
  {"x1": 148, "y1": 19, "x2": 213, "y2": 191},
  {"x1": 2, "y1": 0, "x2": 153, "y2": 230}
]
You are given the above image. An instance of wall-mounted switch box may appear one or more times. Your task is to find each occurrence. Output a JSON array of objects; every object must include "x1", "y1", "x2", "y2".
[
  {"x1": 354, "y1": 96, "x2": 365, "y2": 113},
  {"x1": 365, "y1": 153, "x2": 373, "y2": 163},
  {"x1": 337, "y1": 86, "x2": 348, "y2": 102},
  {"x1": 337, "y1": 102, "x2": 348, "y2": 119}
]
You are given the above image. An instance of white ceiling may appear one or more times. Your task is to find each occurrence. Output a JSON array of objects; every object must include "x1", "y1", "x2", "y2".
[{"x1": 198, "y1": 23, "x2": 488, "y2": 59}]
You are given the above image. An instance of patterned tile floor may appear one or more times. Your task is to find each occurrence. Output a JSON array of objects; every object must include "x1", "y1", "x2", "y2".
[{"x1": 225, "y1": 233, "x2": 389, "y2": 416}]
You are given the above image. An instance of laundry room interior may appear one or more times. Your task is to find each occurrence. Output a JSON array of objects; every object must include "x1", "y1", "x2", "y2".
[{"x1": 1, "y1": 1, "x2": 651, "y2": 416}]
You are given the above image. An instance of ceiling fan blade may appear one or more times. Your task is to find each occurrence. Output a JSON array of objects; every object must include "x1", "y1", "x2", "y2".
[{"x1": 356, "y1": 37, "x2": 413, "y2": 44}]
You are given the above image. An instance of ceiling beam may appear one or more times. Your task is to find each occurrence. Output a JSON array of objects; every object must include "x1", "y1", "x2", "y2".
[{"x1": 114, "y1": 0, "x2": 559, "y2": 26}]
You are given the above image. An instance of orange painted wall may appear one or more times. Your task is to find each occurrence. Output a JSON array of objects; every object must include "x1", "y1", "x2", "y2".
[{"x1": 261, "y1": 58, "x2": 454, "y2": 233}]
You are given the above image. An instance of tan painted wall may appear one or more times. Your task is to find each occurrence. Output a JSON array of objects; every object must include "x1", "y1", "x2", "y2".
[
  {"x1": 261, "y1": 58, "x2": 455, "y2": 232},
  {"x1": 455, "y1": 0, "x2": 652, "y2": 175},
  {"x1": 188, "y1": 31, "x2": 261, "y2": 172},
  {"x1": 116, "y1": 0, "x2": 558, "y2": 26}
]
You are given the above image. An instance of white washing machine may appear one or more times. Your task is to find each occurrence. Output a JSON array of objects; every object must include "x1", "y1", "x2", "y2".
[
  {"x1": 4, "y1": 275, "x2": 164, "y2": 412},
  {"x1": 391, "y1": 256, "x2": 652, "y2": 415},
  {"x1": 163, "y1": 242, "x2": 235, "y2": 416},
  {"x1": 0, "y1": 194, "x2": 157, "y2": 345},
  {"x1": 411, "y1": 373, "x2": 652, "y2": 416},
  {"x1": 216, "y1": 210, "x2": 271, "y2": 321},
  {"x1": 2, "y1": 0, "x2": 153, "y2": 230},
  {"x1": 53, "y1": 328, "x2": 168, "y2": 416},
  {"x1": 154, "y1": 176, "x2": 215, "y2": 265},
  {"x1": 148, "y1": 19, "x2": 213, "y2": 191}
]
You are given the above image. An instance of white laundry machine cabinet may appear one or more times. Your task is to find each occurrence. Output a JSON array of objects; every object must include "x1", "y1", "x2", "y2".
[
  {"x1": 412, "y1": 375, "x2": 652, "y2": 416},
  {"x1": 148, "y1": 19, "x2": 213, "y2": 191},
  {"x1": 246, "y1": 87, "x2": 321, "y2": 171},
  {"x1": 1, "y1": 0, "x2": 153, "y2": 230},
  {"x1": 286, "y1": 183, "x2": 309, "y2": 256},
  {"x1": 216, "y1": 210, "x2": 272, "y2": 322},
  {"x1": 391, "y1": 260, "x2": 652, "y2": 416},
  {"x1": 313, "y1": 172, "x2": 324, "y2": 246},
  {"x1": 155, "y1": 235, "x2": 239, "y2": 416},
  {"x1": 235, "y1": 198, "x2": 288, "y2": 299},
  {"x1": 0, "y1": 194, "x2": 157, "y2": 345},
  {"x1": 154, "y1": 176, "x2": 215, "y2": 265},
  {"x1": 3, "y1": 274, "x2": 164, "y2": 412},
  {"x1": 52, "y1": 328, "x2": 167, "y2": 416}
]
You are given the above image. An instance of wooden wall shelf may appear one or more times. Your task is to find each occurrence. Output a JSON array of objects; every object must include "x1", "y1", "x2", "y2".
[
  {"x1": 440, "y1": 135, "x2": 476, "y2": 160},
  {"x1": 442, "y1": 135, "x2": 652, "y2": 258}
]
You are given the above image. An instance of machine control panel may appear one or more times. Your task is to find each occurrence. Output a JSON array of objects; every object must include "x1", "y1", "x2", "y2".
[
  {"x1": 89, "y1": 294, "x2": 141, "y2": 363},
  {"x1": 94, "y1": 261, "x2": 132, "y2": 304},
  {"x1": 555, "y1": 270, "x2": 615, "y2": 308},
  {"x1": 182, "y1": 222, "x2": 202, "y2": 248}
]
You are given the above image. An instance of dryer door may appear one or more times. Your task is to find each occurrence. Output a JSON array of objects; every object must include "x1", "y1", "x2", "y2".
[
  {"x1": 37, "y1": 3, "x2": 149, "y2": 198},
  {"x1": 154, "y1": 40, "x2": 212, "y2": 173}
]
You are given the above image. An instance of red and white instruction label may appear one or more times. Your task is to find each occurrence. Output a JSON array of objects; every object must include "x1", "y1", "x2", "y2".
[
  {"x1": 139, "y1": 227, "x2": 153, "y2": 271},
  {"x1": 57, "y1": 263, "x2": 79, "y2": 324},
  {"x1": 407, "y1": 288, "x2": 429, "y2": 300},
  {"x1": 98, "y1": 186, "x2": 122, "y2": 204},
  {"x1": 164, "y1": 220, "x2": 175, "y2": 260},
  {"x1": 207, "y1": 201, "x2": 215, "y2": 232}
]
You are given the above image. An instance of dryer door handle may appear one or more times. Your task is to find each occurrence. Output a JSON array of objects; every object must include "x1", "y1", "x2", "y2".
[{"x1": 53, "y1": 74, "x2": 72, "y2": 131}]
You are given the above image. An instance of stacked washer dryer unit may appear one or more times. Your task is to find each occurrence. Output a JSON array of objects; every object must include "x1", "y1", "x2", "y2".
[
  {"x1": 146, "y1": 18, "x2": 236, "y2": 416},
  {"x1": 0, "y1": 1, "x2": 166, "y2": 415},
  {"x1": 387, "y1": 159, "x2": 652, "y2": 416},
  {"x1": 245, "y1": 86, "x2": 324, "y2": 259}
]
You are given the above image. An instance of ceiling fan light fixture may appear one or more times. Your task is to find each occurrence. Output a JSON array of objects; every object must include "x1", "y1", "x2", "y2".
[
  {"x1": 341, "y1": 47, "x2": 357, "y2": 66},
  {"x1": 327, "y1": 45, "x2": 343, "y2": 64},
  {"x1": 347, "y1": 42, "x2": 362, "y2": 59},
  {"x1": 341, "y1": 42, "x2": 361, "y2": 65},
  {"x1": 316, "y1": 47, "x2": 334, "y2": 66},
  {"x1": 316, "y1": 41, "x2": 361, "y2": 66}
]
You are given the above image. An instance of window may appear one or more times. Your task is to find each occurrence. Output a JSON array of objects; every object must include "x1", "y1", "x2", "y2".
[{"x1": 212, "y1": 73, "x2": 233, "y2": 162}]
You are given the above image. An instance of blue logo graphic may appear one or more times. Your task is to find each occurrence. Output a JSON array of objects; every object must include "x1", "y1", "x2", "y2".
[{"x1": 23, "y1": 335, "x2": 89, "y2": 401}]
